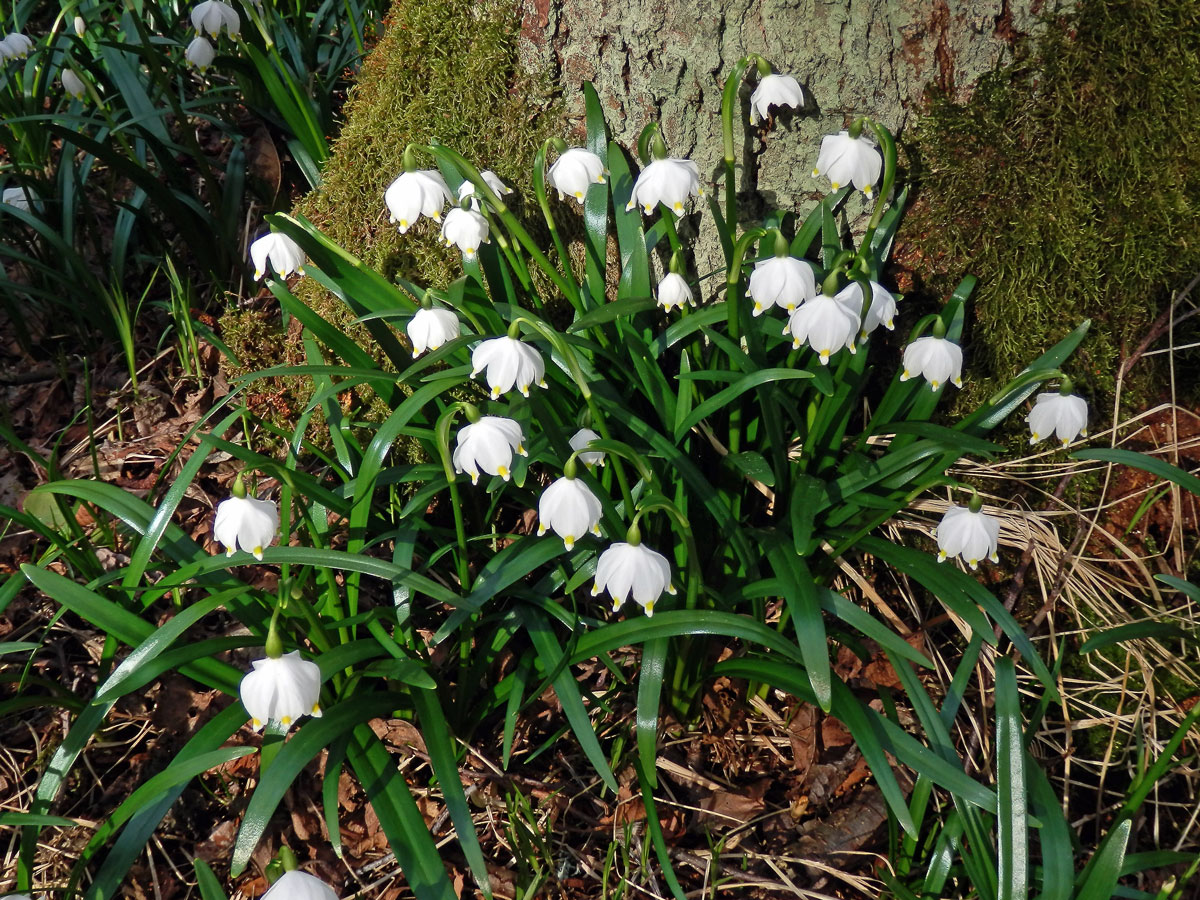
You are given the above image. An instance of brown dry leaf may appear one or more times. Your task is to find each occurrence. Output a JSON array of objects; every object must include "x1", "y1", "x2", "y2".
[
  {"x1": 697, "y1": 786, "x2": 766, "y2": 825},
  {"x1": 368, "y1": 717, "x2": 427, "y2": 754},
  {"x1": 788, "y1": 702, "x2": 818, "y2": 783},
  {"x1": 248, "y1": 125, "x2": 282, "y2": 197},
  {"x1": 821, "y1": 716, "x2": 853, "y2": 749},
  {"x1": 834, "y1": 754, "x2": 873, "y2": 797},
  {"x1": 833, "y1": 644, "x2": 863, "y2": 681},
  {"x1": 195, "y1": 819, "x2": 238, "y2": 862}
]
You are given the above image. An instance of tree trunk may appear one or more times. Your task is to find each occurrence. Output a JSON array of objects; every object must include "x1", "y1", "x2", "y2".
[{"x1": 517, "y1": 0, "x2": 1040, "y2": 270}]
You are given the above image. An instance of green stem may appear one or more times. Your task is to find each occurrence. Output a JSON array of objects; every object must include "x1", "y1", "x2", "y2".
[
  {"x1": 855, "y1": 120, "x2": 898, "y2": 264},
  {"x1": 718, "y1": 56, "x2": 754, "y2": 263}
]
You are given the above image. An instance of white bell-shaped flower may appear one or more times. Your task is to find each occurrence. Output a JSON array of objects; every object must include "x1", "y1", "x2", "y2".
[
  {"x1": 750, "y1": 73, "x2": 804, "y2": 123},
  {"x1": 185, "y1": 35, "x2": 215, "y2": 72},
  {"x1": 261, "y1": 871, "x2": 339, "y2": 900},
  {"x1": 547, "y1": 148, "x2": 607, "y2": 203},
  {"x1": 569, "y1": 428, "x2": 605, "y2": 466},
  {"x1": 935, "y1": 504, "x2": 1000, "y2": 570},
  {"x1": 74, "y1": 16, "x2": 87, "y2": 36},
  {"x1": 407, "y1": 307, "x2": 460, "y2": 356},
  {"x1": 902, "y1": 336, "x2": 964, "y2": 393},
  {"x1": 627, "y1": 158, "x2": 703, "y2": 216},
  {"x1": 190, "y1": 0, "x2": 240, "y2": 37},
  {"x1": 900, "y1": 335, "x2": 963, "y2": 391},
  {"x1": 250, "y1": 232, "x2": 305, "y2": 280},
  {"x1": 240, "y1": 651, "x2": 322, "y2": 731},
  {"x1": 783, "y1": 293, "x2": 860, "y2": 364},
  {"x1": 458, "y1": 170, "x2": 512, "y2": 205},
  {"x1": 657, "y1": 272, "x2": 694, "y2": 311},
  {"x1": 453, "y1": 416, "x2": 527, "y2": 484},
  {"x1": 213, "y1": 494, "x2": 279, "y2": 560},
  {"x1": 1027, "y1": 391, "x2": 1089, "y2": 447},
  {"x1": 592, "y1": 541, "x2": 676, "y2": 616},
  {"x1": 471, "y1": 336, "x2": 546, "y2": 398},
  {"x1": 62, "y1": 68, "x2": 86, "y2": 99},
  {"x1": 747, "y1": 256, "x2": 816, "y2": 316},
  {"x1": 2, "y1": 186, "x2": 37, "y2": 212},
  {"x1": 538, "y1": 475, "x2": 603, "y2": 549},
  {"x1": 859, "y1": 280, "x2": 899, "y2": 336},
  {"x1": 0, "y1": 32, "x2": 33, "y2": 59},
  {"x1": 813, "y1": 130, "x2": 883, "y2": 197},
  {"x1": 384, "y1": 169, "x2": 450, "y2": 234},
  {"x1": 441, "y1": 206, "x2": 490, "y2": 260}
]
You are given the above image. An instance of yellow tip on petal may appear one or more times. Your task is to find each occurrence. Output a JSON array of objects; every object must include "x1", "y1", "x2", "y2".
[
  {"x1": 253, "y1": 270, "x2": 263, "y2": 280},
  {"x1": 811, "y1": 168, "x2": 820, "y2": 177},
  {"x1": 818, "y1": 350, "x2": 831, "y2": 363},
  {"x1": 517, "y1": 444, "x2": 528, "y2": 456},
  {"x1": 1060, "y1": 439, "x2": 1070, "y2": 447},
  {"x1": 398, "y1": 219, "x2": 408, "y2": 230},
  {"x1": 312, "y1": 704, "x2": 322, "y2": 716},
  {"x1": 296, "y1": 266, "x2": 305, "y2": 276},
  {"x1": 830, "y1": 181, "x2": 840, "y2": 190},
  {"x1": 491, "y1": 386, "x2": 502, "y2": 399},
  {"x1": 518, "y1": 384, "x2": 530, "y2": 397},
  {"x1": 968, "y1": 560, "x2": 979, "y2": 570},
  {"x1": 252, "y1": 717, "x2": 263, "y2": 729},
  {"x1": 1081, "y1": 429, "x2": 1089, "y2": 437},
  {"x1": 563, "y1": 536, "x2": 575, "y2": 549},
  {"x1": 930, "y1": 380, "x2": 940, "y2": 390},
  {"x1": 667, "y1": 584, "x2": 677, "y2": 595},
  {"x1": 937, "y1": 551, "x2": 947, "y2": 562},
  {"x1": 280, "y1": 716, "x2": 292, "y2": 725},
  {"x1": 591, "y1": 583, "x2": 602, "y2": 596},
  {"x1": 469, "y1": 472, "x2": 480, "y2": 485},
  {"x1": 863, "y1": 186, "x2": 873, "y2": 198},
  {"x1": 497, "y1": 465, "x2": 509, "y2": 478},
  {"x1": 753, "y1": 302, "x2": 763, "y2": 312},
  {"x1": 644, "y1": 602, "x2": 655, "y2": 616},
  {"x1": 537, "y1": 524, "x2": 548, "y2": 536},
  {"x1": 672, "y1": 202, "x2": 684, "y2": 213},
  {"x1": 225, "y1": 547, "x2": 236, "y2": 557},
  {"x1": 598, "y1": 175, "x2": 607, "y2": 183},
  {"x1": 252, "y1": 547, "x2": 264, "y2": 560},
  {"x1": 575, "y1": 191, "x2": 585, "y2": 200},
  {"x1": 591, "y1": 524, "x2": 602, "y2": 536},
  {"x1": 642, "y1": 204, "x2": 654, "y2": 214}
]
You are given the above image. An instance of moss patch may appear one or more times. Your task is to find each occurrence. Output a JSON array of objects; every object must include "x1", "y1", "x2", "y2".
[
  {"x1": 222, "y1": 0, "x2": 559, "y2": 437},
  {"x1": 902, "y1": 0, "x2": 1200, "y2": 416}
]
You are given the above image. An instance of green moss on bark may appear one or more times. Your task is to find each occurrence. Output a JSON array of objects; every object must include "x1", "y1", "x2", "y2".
[{"x1": 903, "y1": 0, "x2": 1200, "y2": 416}]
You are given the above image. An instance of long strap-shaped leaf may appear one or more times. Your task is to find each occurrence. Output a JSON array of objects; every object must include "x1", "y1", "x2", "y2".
[
  {"x1": 347, "y1": 724, "x2": 458, "y2": 900},
  {"x1": 995, "y1": 657, "x2": 1029, "y2": 900}
]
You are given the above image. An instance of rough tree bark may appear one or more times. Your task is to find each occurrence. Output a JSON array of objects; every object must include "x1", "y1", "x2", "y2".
[{"x1": 517, "y1": 0, "x2": 1041, "y2": 271}]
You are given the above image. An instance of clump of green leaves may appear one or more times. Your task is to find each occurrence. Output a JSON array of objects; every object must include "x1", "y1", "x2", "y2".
[{"x1": 905, "y1": 0, "x2": 1200, "y2": 412}]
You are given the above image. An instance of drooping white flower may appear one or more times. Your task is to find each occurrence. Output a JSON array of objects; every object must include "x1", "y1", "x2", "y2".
[
  {"x1": 0, "y1": 32, "x2": 33, "y2": 59},
  {"x1": 213, "y1": 494, "x2": 279, "y2": 560},
  {"x1": 440, "y1": 206, "x2": 489, "y2": 260},
  {"x1": 627, "y1": 158, "x2": 703, "y2": 216},
  {"x1": 2, "y1": 186, "x2": 37, "y2": 212},
  {"x1": 261, "y1": 871, "x2": 339, "y2": 900},
  {"x1": 185, "y1": 35, "x2": 215, "y2": 72},
  {"x1": 547, "y1": 148, "x2": 606, "y2": 203},
  {"x1": 935, "y1": 504, "x2": 1000, "y2": 570},
  {"x1": 859, "y1": 280, "x2": 899, "y2": 336},
  {"x1": 813, "y1": 130, "x2": 883, "y2": 197},
  {"x1": 471, "y1": 336, "x2": 546, "y2": 398},
  {"x1": 747, "y1": 256, "x2": 817, "y2": 316},
  {"x1": 407, "y1": 307, "x2": 460, "y2": 356},
  {"x1": 62, "y1": 68, "x2": 86, "y2": 99},
  {"x1": 750, "y1": 73, "x2": 804, "y2": 123},
  {"x1": 240, "y1": 651, "x2": 322, "y2": 731},
  {"x1": 453, "y1": 416, "x2": 527, "y2": 484},
  {"x1": 592, "y1": 541, "x2": 675, "y2": 616},
  {"x1": 569, "y1": 428, "x2": 605, "y2": 466},
  {"x1": 74, "y1": 16, "x2": 87, "y2": 36},
  {"x1": 783, "y1": 294, "x2": 860, "y2": 364},
  {"x1": 250, "y1": 232, "x2": 305, "y2": 280},
  {"x1": 538, "y1": 476, "x2": 603, "y2": 549},
  {"x1": 1026, "y1": 392, "x2": 1088, "y2": 447},
  {"x1": 657, "y1": 272, "x2": 694, "y2": 311},
  {"x1": 384, "y1": 169, "x2": 450, "y2": 233},
  {"x1": 457, "y1": 170, "x2": 512, "y2": 205},
  {"x1": 190, "y1": 0, "x2": 240, "y2": 37},
  {"x1": 900, "y1": 336, "x2": 963, "y2": 391}
]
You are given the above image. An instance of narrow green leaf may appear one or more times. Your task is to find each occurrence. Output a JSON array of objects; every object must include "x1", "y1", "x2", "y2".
[
  {"x1": 1075, "y1": 820, "x2": 1131, "y2": 900},
  {"x1": 347, "y1": 725, "x2": 458, "y2": 900},
  {"x1": 194, "y1": 859, "x2": 229, "y2": 900},
  {"x1": 636, "y1": 637, "x2": 668, "y2": 789},
  {"x1": 634, "y1": 757, "x2": 687, "y2": 900},
  {"x1": 1073, "y1": 448, "x2": 1200, "y2": 498},
  {"x1": 996, "y1": 657, "x2": 1029, "y2": 900},
  {"x1": 1077, "y1": 620, "x2": 1190, "y2": 655}
]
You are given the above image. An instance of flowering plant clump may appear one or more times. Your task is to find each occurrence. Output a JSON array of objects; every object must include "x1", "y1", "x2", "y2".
[{"x1": 13, "y1": 48, "x2": 1128, "y2": 900}]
